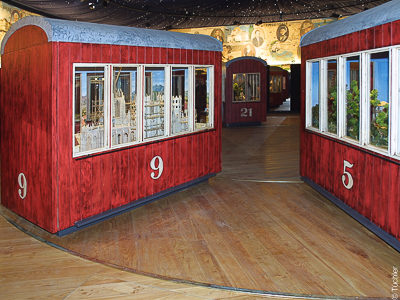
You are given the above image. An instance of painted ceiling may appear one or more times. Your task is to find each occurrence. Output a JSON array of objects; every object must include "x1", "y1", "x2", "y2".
[{"x1": 2, "y1": 0, "x2": 390, "y2": 29}]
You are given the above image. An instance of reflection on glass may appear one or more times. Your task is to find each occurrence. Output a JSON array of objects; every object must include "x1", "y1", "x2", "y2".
[
  {"x1": 345, "y1": 56, "x2": 360, "y2": 141},
  {"x1": 233, "y1": 73, "x2": 246, "y2": 102},
  {"x1": 112, "y1": 67, "x2": 137, "y2": 146},
  {"x1": 311, "y1": 61, "x2": 320, "y2": 128},
  {"x1": 327, "y1": 59, "x2": 338, "y2": 134},
  {"x1": 144, "y1": 67, "x2": 165, "y2": 139},
  {"x1": 370, "y1": 52, "x2": 389, "y2": 149},
  {"x1": 195, "y1": 67, "x2": 211, "y2": 129},
  {"x1": 74, "y1": 67, "x2": 105, "y2": 153},
  {"x1": 233, "y1": 73, "x2": 260, "y2": 102},
  {"x1": 171, "y1": 67, "x2": 189, "y2": 134}
]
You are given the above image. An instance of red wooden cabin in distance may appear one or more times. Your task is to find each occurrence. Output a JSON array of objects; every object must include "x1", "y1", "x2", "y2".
[
  {"x1": 268, "y1": 66, "x2": 290, "y2": 109},
  {"x1": 224, "y1": 57, "x2": 267, "y2": 126},
  {"x1": 0, "y1": 16, "x2": 222, "y2": 235},
  {"x1": 300, "y1": 0, "x2": 400, "y2": 251}
]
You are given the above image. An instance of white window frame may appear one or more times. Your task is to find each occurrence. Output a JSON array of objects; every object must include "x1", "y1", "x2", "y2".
[
  {"x1": 305, "y1": 59, "x2": 321, "y2": 131},
  {"x1": 73, "y1": 63, "x2": 215, "y2": 158},
  {"x1": 232, "y1": 72, "x2": 261, "y2": 103},
  {"x1": 194, "y1": 65, "x2": 215, "y2": 131},
  {"x1": 72, "y1": 63, "x2": 110, "y2": 157},
  {"x1": 169, "y1": 65, "x2": 192, "y2": 137},
  {"x1": 305, "y1": 45, "x2": 400, "y2": 161},
  {"x1": 110, "y1": 64, "x2": 142, "y2": 150}
]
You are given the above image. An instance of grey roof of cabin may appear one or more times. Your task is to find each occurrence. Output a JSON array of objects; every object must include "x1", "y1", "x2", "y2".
[
  {"x1": 300, "y1": 0, "x2": 400, "y2": 47},
  {"x1": 1, "y1": 16, "x2": 222, "y2": 55}
]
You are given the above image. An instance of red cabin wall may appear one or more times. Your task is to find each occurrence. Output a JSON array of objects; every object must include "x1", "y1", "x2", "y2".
[
  {"x1": 53, "y1": 42, "x2": 222, "y2": 232},
  {"x1": 224, "y1": 59, "x2": 267, "y2": 125},
  {"x1": 0, "y1": 26, "x2": 55, "y2": 231},
  {"x1": 301, "y1": 20, "x2": 400, "y2": 241},
  {"x1": 269, "y1": 68, "x2": 289, "y2": 108}
]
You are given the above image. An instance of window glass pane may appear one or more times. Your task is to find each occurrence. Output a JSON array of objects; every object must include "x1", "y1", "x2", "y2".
[
  {"x1": 370, "y1": 52, "x2": 389, "y2": 149},
  {"x1": 233, "y1": 73, "x2": 260, "y2": 102},
  {"x1": 345, "y1": 56, "x2": 360, "y2": 141},
  {"x1": 112, "y1": 67, "x2": 137, "y2": 146},
  {"x1": 327, "y1": 59, "x2": 338, "y2": 134},
  {"x1": 74, "y1": 67, "x2": 105, "y2": 153},
  {"x1": 247, "y1": 73, "x2": 260, "y2": 101},
  {"x1": 171, "y1": 67, "x2": 189, "y2": 134},
  {"x1": 144, "y1": 67, "x2": 165, "y2": 139},
  {"x1": 233, "y1": 73, "x2": 246, "y2": 102},
  {"x1": 311, "y1": 61, "x2": 320, "y2": 128},
  {"x1": 195, "y1": 67, "x2": 212, "y2": 129}
]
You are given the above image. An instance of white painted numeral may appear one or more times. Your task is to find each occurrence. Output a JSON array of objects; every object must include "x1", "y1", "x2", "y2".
[
  {"x1": 150, "y1": 156, "x2": 164, "y2": 180},
  {"x1": 18, "y1": 173, "x2": 27, "y2": 199},
  {"x1": 240, "y1": 107, "x2": 253, "y2": 117},
  {"x1": 341, "y1": 160, "x2": 354, "y2": 190}
]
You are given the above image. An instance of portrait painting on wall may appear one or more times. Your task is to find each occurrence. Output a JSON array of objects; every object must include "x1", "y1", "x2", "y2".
[{"x1": 277, "y1": 24, "x2": 289, "y2": 42}]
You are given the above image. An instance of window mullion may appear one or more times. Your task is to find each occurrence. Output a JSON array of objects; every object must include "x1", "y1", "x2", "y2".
[
  {"x1": 320, "y1": 60, "x2": 328, "y2": 132},
  {"x1": 391, "y1": 48, "x2": 399, "y2": 156},
  {"x1": 338, "y1": 57, "x2": 346, "y2": 138},
  {"x1": 360, "y1": 52, "x2": 369, "y2": 145},
  {"x1": 165, "y1": 66, "x2": 171, "y2": 137},
  {"x1": 189, "y1": 66, "x2": 195, "y2": 131},
  {"x1": 106, "y1": 65, "x2": 112, "y2": 149},
  {"x1": 305, "y1": 62, "x2": 312, "y2": 128}
]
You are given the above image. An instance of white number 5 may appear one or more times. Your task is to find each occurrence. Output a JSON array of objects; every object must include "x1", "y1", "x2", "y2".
[
  {"x1": 18, "y1": 173, "x2": 27, "y2": 199},
  {"x1": 150, "y1": 156, "x2": 164, "y2": 180},
  {"x1": 341, "y1": 160, "x2": 354, "y2": 190}
]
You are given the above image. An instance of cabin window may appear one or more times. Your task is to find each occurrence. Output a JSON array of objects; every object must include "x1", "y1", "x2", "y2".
[
  {"x1": 144, "y1": 67, "x2": 166, "y2": 139},
  {"x1": 73, "y1": 64, "x2": 214, "y2": 157},
  {"x1": 369, "y1": 51, "x2": 389, "y2": 149},
  {"x1": 195, "y1": 67, "x2": 213, "y2": 130},
  {"x1": 232, "y1": 73, "x2": 260, "y2": 102},
  {"x1": 171, "y1": 67, "x2": 190, "y2": 135},
  {"x1": 112, "y1": 66, "x2": 138, "y2": 146},
  {"x1": 311, "y1": 61, "x2": 320, "y2": 129},
  {"x1": 345, "y1": 56, "x2": 360, "y2": 141},
  {"x1": 74, "y1": 66, "x2": 107, "y2": 154},
  {"x1": 327, "y1": 59, "x2": 338, "y2": 134},
  {"x1": 305, "y1": 47, "x2": 400, "y2": 159}
]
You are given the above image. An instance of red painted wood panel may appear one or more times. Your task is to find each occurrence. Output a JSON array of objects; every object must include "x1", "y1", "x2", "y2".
[
  {"x1": 2, "y1": 33, "x2": 221, "y2": 233},
  {"x1": 1, "y1": 32, "x2": 54, "y2": 231},
  {"x1": 224, "y1": 58, "x2": 267, "y2": 125},
  {"x1": 3, "y1": 25, "x2": 48, "y2": 54}
]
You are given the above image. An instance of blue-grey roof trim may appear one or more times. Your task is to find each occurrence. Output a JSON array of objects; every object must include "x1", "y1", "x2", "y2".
[
  {"x1": 300, "y1": 0, "x2": 400, "y2": 47},
  {"x1": 226, "y1": 56, "x2": 268, "y2": 68},
  {"x1": 1, "y1": 16, "x2": 222, "y2": 55}
]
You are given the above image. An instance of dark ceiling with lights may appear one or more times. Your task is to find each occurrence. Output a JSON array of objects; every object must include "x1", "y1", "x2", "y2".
[{"x1": 3, "y1": 0, "x2": 390, "y2": 29}]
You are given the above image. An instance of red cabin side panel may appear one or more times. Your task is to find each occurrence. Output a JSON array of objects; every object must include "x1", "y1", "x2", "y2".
[
  {"x1": 53, "y1": 43, "x2": 221, "y2": 231},
  {"x1": 224, "y1": 58, "x2": 267, "y2": 125},
  {"x1": 1, "y1": 27, "x2": 55, "y2": 231},
  {"x1": 301, "y1": 21, "x2": 400, "y2": 241}
]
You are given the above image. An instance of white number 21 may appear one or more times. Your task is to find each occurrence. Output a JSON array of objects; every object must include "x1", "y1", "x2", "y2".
[
  {"x1": 341, "y1": 160, "x2": 354, "y2": 190},
  {"x1": 150, "y1": 156, "x2": 164, "y2": 180}
]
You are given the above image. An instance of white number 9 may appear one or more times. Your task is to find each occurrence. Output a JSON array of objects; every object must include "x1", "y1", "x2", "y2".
[
  {"x1": 341, "y1": 160, "x2": 354, "y2": 190},
  {"x1": 18, "y1": 173, "x2": 27, "y2": 199},
  {"x1": 150, "y1": 156, "x2": 164, "y2": 180}
]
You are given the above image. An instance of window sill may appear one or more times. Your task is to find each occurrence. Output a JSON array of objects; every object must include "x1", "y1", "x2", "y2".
[{"x1": 73, "y1": 127, "x2": 216, "y2": 160}]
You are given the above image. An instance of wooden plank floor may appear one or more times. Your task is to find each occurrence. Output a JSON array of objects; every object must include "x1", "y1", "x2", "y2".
[{"x1": 1, "y1": 114, "x2": 399, "y2": 299}]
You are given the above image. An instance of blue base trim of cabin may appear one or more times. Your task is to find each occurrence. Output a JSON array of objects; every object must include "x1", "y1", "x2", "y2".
[
  {"x1": 302, "y1": 176, "x2": 400, "y2": 253},
  {"x1": 57, "y1": 173, "x2": 216, "y2": 236}
]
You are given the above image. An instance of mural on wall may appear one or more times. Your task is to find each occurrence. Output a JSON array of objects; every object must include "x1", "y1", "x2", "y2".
[
  {"x1": 174, "y1": 18, "x2": 337, "y2": 65},
  {"x1": 0, "y1": 1, "x2": 37, "y2": 64}
]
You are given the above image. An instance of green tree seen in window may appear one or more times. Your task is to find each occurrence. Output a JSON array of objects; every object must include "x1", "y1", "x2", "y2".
[
  {"x1": 370, "y1": 88, "x2": 389, "y2": 148},
  {"x1": 346, "y1": 80, "x2": 360, "y2": 140}
]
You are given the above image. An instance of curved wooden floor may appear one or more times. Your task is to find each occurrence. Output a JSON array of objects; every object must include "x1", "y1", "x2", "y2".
[{"x1": 1, "y1": 115, "x2": 399, "y2": 299}]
